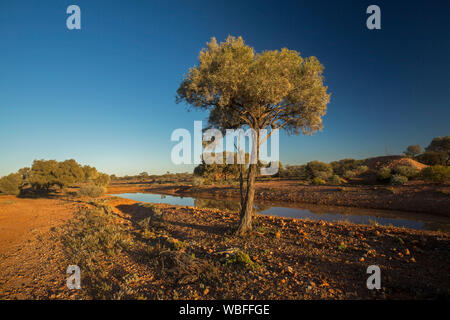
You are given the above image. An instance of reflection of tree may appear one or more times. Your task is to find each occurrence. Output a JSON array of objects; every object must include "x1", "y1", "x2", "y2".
[
  {"x1": 194, "y1": 198, "x2": 241, "y2": 212},
  {"x1": 254, "y1": 204, "x2": 271, "y2": 213},
  {"x1": 160, "y1": 195, "x2": 166, "y2": 199}
]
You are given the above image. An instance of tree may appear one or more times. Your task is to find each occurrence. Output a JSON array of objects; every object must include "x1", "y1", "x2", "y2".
[
  {"x1": 94, "y1": 173, "x2": 111, "y2": 187},
  {"x1": 416, "y1": 151, "x2": 447, "y2": 166},
  {"x1": 176, "y1": 36, "x2": 330, "y2": 235},
  {"x1": 0, "y1": 173, "x2": 22, "y2": 195},
  {"x1": 404, "y1": 145, "x2": 422, "y2": 157},
  {"x1": 83, "y1": 165, "x2": 99, "y2": 182},
  {"x1": 425, "y1": 136, "x2": 450, "y2": 165}
]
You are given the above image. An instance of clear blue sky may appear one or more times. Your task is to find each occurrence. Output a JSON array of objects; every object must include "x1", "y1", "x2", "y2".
[{"x1": 0, "y1": 0, "x2": 449, "y2": 176}]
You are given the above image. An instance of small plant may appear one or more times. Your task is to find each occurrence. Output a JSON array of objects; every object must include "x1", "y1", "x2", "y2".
[
  {"x1": 377, "y1": 167, "x2": 392, "y2": 181},
  {"x1": 311, "y1": 177, "x2": 326, "y2": 185},
  {"x1": 337, "y1": 242, "x2": 347, "y2": 251},
  {"x1": 224, "y1": 250, "x2": 260, "y2": 270},
  {"x1": 343, "y1": 170, "x2": 357, "y2": 179},
  {"x1": 420, "y1": 165, "x2": 450, "y2": 183},
  {"x1": 390, "y1": 174, "x2": 408, "y2": 185},
  {"x1": 77, "y1": 184, "x2": 105, "y2": 198},
  {"x1": 356, "y1": 165, "x2": 369, "y2": 174},
  {"x1": 328, "y1": 174, "x2": 342, "y2": 185}
]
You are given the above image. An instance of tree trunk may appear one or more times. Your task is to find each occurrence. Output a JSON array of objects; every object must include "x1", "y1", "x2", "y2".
[
  {"x1": 236, "y1": 162, "x2": 257, "y2": 235},
  {"x1": 237, "y1": 127, "x2": 259, "y2": 235}
]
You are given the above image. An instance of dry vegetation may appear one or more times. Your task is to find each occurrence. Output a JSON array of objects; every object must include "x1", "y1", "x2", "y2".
[{"x1": 1, "y1": 194, "x2": 448, "y2": 300}]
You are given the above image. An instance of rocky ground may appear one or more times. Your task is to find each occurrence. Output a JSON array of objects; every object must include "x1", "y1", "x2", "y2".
[{"x1": 1, "y1": 194, "x2": 448, "y2": 300}]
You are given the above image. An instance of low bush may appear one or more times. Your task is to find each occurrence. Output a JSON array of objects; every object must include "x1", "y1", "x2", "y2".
[
  {"x1": 77, "y1": 184, "x2": 105, "y2": 198},
  {"x1": 356, "y1": 165, "x2": 369, "y2": 174},
  {"x1": 390, "y1": 174, "x2": 408, "y2": 186},
  {"x1": 377, "y1": 167, "x2": 391, "y2": 181},
  {"x1": 311, "y1": 177, "x2": 326, "y2": 185},
  {"x1": 223, "y1": 250, "x2": 260, "y2": 270},
  {"x1": 420, "y1": 165, "x2": 450, "y2": 183},
  {"x1": 0, "y1": 173, "x2": 22, "y2": 195},
  {"x1": 343, "y1": 170, "x2": 357, "y2": 179},
  {"x1": 328, "y1": 175, "x2": 342, "y2": 185},
  {"x1": 393, "y1": 165, "x2": 419, "y2": 179}
]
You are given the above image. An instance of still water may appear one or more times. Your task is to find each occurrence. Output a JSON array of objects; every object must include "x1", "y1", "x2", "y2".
[{"x1": 111, "y1": 192, "x2": 450, "y2": 233}]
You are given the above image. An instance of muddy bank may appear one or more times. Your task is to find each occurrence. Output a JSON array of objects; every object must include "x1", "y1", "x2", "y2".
[{"x1": 107, "y1": 181, "x2": 450, "y2": 218}]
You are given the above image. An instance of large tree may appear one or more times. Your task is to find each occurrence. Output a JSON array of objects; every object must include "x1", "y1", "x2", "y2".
[
  {"x1": 176, "y1": 36, "x2": 330, "y2": 235},
  {"x1": 425, "y1": 136, "x2": 450, "y2": 165}
]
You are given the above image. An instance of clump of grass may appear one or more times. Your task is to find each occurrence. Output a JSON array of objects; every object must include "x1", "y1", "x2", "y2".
[
  {"x1": 1, "y1": 200, "x2": 15, "y2": 205},
  {"x1": 223, "y1": 250, "x2": 261, "y2": 270},
  {"x1": 77, "y1": 184, "x2": 105, "y2": 198},
  {"x1": 337, "y1": 242, "x2": 347, "y2": 251},
  {"x1": 369, "y1": 219, "x2": 380, "y2": 226},
  {"x1": 62, "y1": 208, "x2": 133, "y2": 298}
]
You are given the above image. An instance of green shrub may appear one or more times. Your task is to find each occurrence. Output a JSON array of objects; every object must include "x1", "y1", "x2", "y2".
[
  {"x1": 356, "y1": 165, "x2": 369, "y2": 174},
  {"x1": 328, "y1": 175, "x2": 342, "y2": 185},
  {"x1": 94, "y1": 173, "x2": 111, "y2": 187},
  {"x1": 224, "y1": 250, "x2": 260, "y2": 270},
  {"x1": 377, "y1": 167, "x2": 391, "y2": 181},
  {"x1": 393, "y1": 165, "x2": 419, "y2": 179},
  {"x1": 420, "y1": 165, "x2": 450, "y2": 183},
  {"x1": 343, "y1": 170, "x2": 357, "y2": 179},
  {"x1": 0, "y1": 173, "x2": 22, "y2": 195},
  {"x1": 305, "y1": 161, "x2": 333, "y2": 180},
  {"x1": 77, "y1": 184, "x2": 105, "y2": 198},
  {"x1": 312, "y1": 177, "x2": 326, "y2": 185},
  {"x1": 330, "y1": 158, "x2": 364, "y2": 176},
  {"x1": 390, "y1": 174, "x2": 408, "y2": 185}
]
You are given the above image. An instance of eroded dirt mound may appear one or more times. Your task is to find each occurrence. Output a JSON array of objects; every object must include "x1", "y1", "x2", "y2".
[{"x1": 364, "y1": 156, "x2": 428, "y2": 171}]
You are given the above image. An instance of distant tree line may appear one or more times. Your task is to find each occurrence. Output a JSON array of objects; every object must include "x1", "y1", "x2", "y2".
[
  {"x1": 0, "y1": 159, "x2": 110, "y2": 196},
  {"x1": 405, "y1": 136, "x2": 450, "y2": 166},
  {"x1": 111, "y1": 171, "x2": 193, "y2": 184}
]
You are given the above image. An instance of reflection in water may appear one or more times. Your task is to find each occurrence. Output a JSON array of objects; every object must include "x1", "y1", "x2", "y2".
[{"x1": 111, "y1": 193, "x2": 450, "y2": 233}]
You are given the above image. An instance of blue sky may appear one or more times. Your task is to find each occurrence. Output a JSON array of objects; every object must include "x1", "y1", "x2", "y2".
[{"x1": 0, "y1": 0, "x2": 449, "y2": 176}]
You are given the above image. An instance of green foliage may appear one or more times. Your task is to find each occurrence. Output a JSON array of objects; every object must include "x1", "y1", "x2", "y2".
[
  {"x1": 94, "y1": 173, "x2": 111, "y2": 187},
  {"x1": 337, "y1": 242, "x2": 347, "y2": 251},
  {"x1": 330, "y1": 158, "x2": 364, "y2": 176},
  {"x1": 83, "y1": 165, "x2": 99, "y2": 182},
  {"x1": 420, "y1": 165, "x2": 450, "y2": 183},
  {"x1": 356, "y1": 165, "x2": 369, "y2": 174},
  {"x1": 279, "y1": 165, "x2": 307, "y2": 179},
  {"x1": 416, "y1": 151, "x2": 447, "y2": 166},
  {"x1": 343, "y1": 170, "x2": 357, "y2": 179},
  {"x1": 176, "y1": 36, "x2": 330, "y2": 135},
  {"x1": 193, "y1": 151, "x2": 247, "y2": 182},
  {"x1": 393, "y1": 165, "x2": 419, "y2": 178},
  {"x1": 311, "y1": 177, "x2": 326, "y2": 185},
  {"x1": 425, "y1": 136, "x2": 450, "y2": 165},
  {"x1": 404, "y1": 145, "x2": 422, "y2": 157},
  {"x1": 305, "y1": 161, "x2": 333, "y2": 180},
  {"x1": 223, "y1": 250, "x2": 260, "y2": 270},
  {"x1": 390, "y1": 174, "x2": 408, "y2": 186},
  {"x1": 77, "y1": 184, "x2": 105, "y2": 198},
  {"x1": 0, "y1": 173, "x2": 22, "y2": 195},
  {"x1": 176, "y1": 36, "x2": 330, "y2": 234},
  {"x1": 377, "y1": 167, "x2": 392, "y2": 181},
  {"x1": 328, "y1": 174, "x2": 342, "y2": 185}
]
